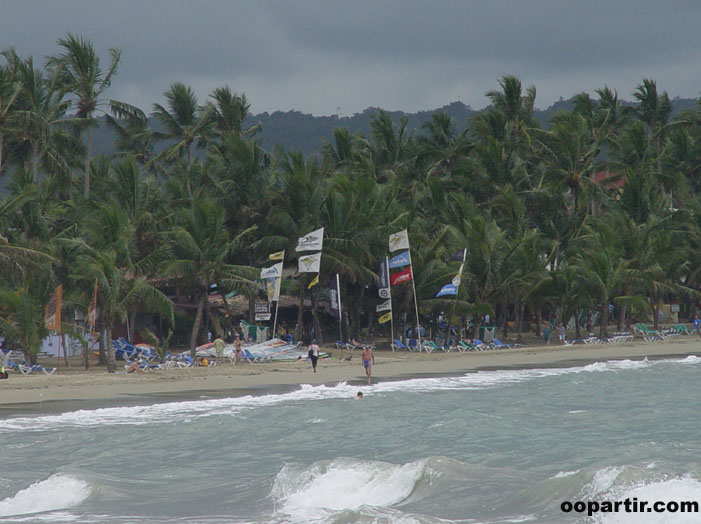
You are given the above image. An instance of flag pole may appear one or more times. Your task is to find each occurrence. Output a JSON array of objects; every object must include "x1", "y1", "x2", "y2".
[
  {"x1": 334, "y1": 273, "x2": 342, "y2": 344},
  {"x1": 272, "y1": 250, "x2": 284, "y2": 340},
  {"x1": 385, "y1": 256, "x2": 394, "y2": 349},
  {"x1": 407, "y1": 246, "x2": 422, "y2": 350},
  {"x1": 450, "y1": 248, "x2": 467, "y2": 342}
]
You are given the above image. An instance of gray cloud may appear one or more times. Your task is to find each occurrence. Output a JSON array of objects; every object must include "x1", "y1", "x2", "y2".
[{"x1": 1, "y1": 0, "x2": 700, "y2": 117}]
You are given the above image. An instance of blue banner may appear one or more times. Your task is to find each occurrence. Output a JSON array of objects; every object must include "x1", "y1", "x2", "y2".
[
  {"x1": 389, "y1": 250, "x2": 410, "y2": 269},
  {"x1": 436, "y1": 283, "x2": 458, "y2": 297},
  {"x1": 379, "y1": 257, "x2": 389, "y2": 290}
]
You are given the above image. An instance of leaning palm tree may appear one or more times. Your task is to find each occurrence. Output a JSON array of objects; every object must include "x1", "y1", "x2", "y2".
[
  {"x1": 47, "y1": 33, "x2": 123, "y2": 199},
  {"x1": 0, "y1": 58, "x2": 23, "y2": 175}
]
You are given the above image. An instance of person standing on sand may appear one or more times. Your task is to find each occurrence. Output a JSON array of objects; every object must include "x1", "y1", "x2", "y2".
[
  {"x1": 361, "y1": 345, "x2": 375, "y2": 384},
  {"x1": 234, "y1": 335, "x2": 243, "y2": 365},
  {"x1": 557, "y1": 323, "x2": 566, "y2": 345},
  {"x1": 542, "y1": 322, "x2": 551, "y2": 345},
  {"x1": 694, "y1": 316, "x2": 700, "y2": 339},
  {"x1": 213, "y1": 337, "x2": 225, "y2": 366},
  {"x1": 308, "y1": 339, "x2": 320, "y2": 372}
]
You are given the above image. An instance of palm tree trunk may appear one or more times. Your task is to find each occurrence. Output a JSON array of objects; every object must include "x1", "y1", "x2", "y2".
[
  {"x1": 599, "y1": 300, "x2": 610, "y2": 339},
  {"x1": 0, "y1": 130, "x2": 4, "y2": 176},
  {"x1": 189, "y1": 295, "x2": 205, "y2": 357},
  {"x1": 98, "y1": 317, "x2": 107, "y2": 365},
  {"x1": 106, "y1": 325, "x2": 116, "y2": 373},
  {"x1": 32, "y1": 140, "x2": 39, "y2": 182}
]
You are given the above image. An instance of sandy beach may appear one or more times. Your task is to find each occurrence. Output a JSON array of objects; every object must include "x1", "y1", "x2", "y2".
[{"x1": 1, "y1": 337, "x2": 699, "y2": 410}]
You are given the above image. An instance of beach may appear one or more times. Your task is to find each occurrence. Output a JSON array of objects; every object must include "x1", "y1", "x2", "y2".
[{"x1": 2, "y1": 336, "x2": 699, "y2": 408}]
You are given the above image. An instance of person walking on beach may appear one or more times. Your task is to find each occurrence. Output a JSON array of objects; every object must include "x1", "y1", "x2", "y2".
[
  {"x1": 361, "y1": 345, "x2": 375, "y2": 384},
  {"x1": 308, "y1": 339, "x2": 320, "y2": 372},
  {"x1": 542, "y1": 321, "x2": 551, "y2": 345},
  {"x1": 234, "y1": 335, "x2": 243, "y2": 365},
  {"x1": 694, "y1": 315, "x2": 700, "y2": 339},
  {"x1": 557, "y1": 323, "x2": 566, "y2": 345},
  {"x1": 213, "y1": 336, "x2": 225, "y2": 366}
]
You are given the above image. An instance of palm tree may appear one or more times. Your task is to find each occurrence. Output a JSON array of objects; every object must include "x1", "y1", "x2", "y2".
[
  {"x1": 48, "y1": 33, "x2": 123, "y2": 199},
  {"x1": 151, "y1": 82, "x2": 214, "y2": 180},
  {"x1": 207, "y1": 85, "x2": 259, "y2": 138},
  {"x1": 0, "y1": 58, "x2": 22, "y2": 175},
  {"x1": 161, "y1": 199, "x2": 256, "y2": 355},
  {"x1": 0, "y1": 284, "x2": 47, "y2": 364},
  {"x1": 72, "y1": 248, "x2": 173, "y2": 372}
]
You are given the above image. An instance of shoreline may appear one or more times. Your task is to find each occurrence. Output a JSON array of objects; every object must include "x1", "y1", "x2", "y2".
[{"x1": 1, "y1": 337, "x2": 699, "y2": 413}]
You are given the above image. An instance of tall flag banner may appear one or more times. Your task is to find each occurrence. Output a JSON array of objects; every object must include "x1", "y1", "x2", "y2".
[
  {"x1": 378, "y1": 312, "x2": 392, "y2": 324},
  {"x1": 390, "y1": 266, "x2": 413, "y2": 286},
  {"x1": 389, "y1": 229, "x2": 409, "y2": 252},
  {"x1": 261, "y1": 262, "x2": 283, "y2": 279},
  {"x1": 295, "y1": 227, "x2": 324, "y2": 252},
  {"x1": 44, "y1": 285, "x2": 63, "y2": 331},
  {"x1": 87, "y1": 280, "x2": 98, "y2": 331},
  {"x1": 298, "y1": 252, "x2": 322, "y2": 273},
  {"x1": 266, "y1": 277, "x2": 281, "y2": 302},
  {"x1": 328, "y1": 276, "x2": 341, "y2": 319},
  {"x1": 378, "y1": 257, "x2": 390, "y2": 298},
  {"x1": 436, "y1": 249, "x2": 467, "y2": 298},
  {"x1": 307, "y1": 274, "x2": 319, "y2": 289},
  {"x1": 269, "y1": 250, "x2": 285, "y2": 261},
  {"x1": 389, "y1": 250, "x2": 411, "y2": 269},
  {"x1": 376, "y1": 299, "x2": 392, "y2": 312}
]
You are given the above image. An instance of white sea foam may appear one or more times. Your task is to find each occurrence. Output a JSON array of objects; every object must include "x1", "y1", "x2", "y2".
[
  {"x1": 553, "y1": 469, "x2": 580, "y2": 478},
  {"x1": 587, "y1": 467, "x2": 623, "y2": 495},
  {"x1": 1, "y1": 355, "x2": 697, "y2": 434},
  {"x1": 272, "y1": 457, "x2": 425, "y2": 522},
  {"x1": 593, "y1": 476, "x2": 701, "y2": 524},
  {"x1": 0, "y1": 474, "x2": 90, "y2": 517}
]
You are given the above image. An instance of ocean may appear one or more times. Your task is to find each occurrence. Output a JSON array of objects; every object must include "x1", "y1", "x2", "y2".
[{"x1": 0, "y1": 355, "x2": 699, "y2": 523}]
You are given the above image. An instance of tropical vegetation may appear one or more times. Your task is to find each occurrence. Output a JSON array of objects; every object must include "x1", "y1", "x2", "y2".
[{"x1": 2, "y1": 34, "x2": 701, "y2": 366}]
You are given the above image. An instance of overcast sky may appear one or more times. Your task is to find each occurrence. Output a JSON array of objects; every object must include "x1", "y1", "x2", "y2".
[{"x1": 2, "y1": 1, "x2": 700, "y2": 117}]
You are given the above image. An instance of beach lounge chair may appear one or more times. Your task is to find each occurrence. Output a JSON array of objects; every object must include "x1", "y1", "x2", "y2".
[
  {"x1": 673, "y1": 324, "x2": 693, "y2": 335},
  {"x1": 423, "y1": 340, "x2": 451, "y2": 352},
  {"x1": 391, "y1": 339, "x2": 408, "y2": 351},
  {"x1": 407, "y1": 339, "x2": 421, "y2": 352},
  {"x1": 490, "y1": 338, "x2": 520, "y2": 349},
  {"x1": 456, "y1": 340, "x2": 476, "y2": 352}
]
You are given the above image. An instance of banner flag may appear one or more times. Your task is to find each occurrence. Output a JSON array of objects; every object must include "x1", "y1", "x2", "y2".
[
  {"x1": 298, "y1": 252, "x2": 321, "y2": 273},
  {"x1": 328, "y1": 275, "x2": 341, "y2": 318},
  {"x1": 260, "y1": 262, "x2": 283, "y2": 279},
  {"x1": 87, "y1": 280, "x2": 98, "y2": 330},
  {"x1": 378, "y1": 312, "x2": 392, "y2": 324},
  {"x1": 379, "y1": 258, "x2": 389, "y2": 291},
  {"x1": 376, "y1": 299, "x2": 392, "y2": 312},
  {"x1": 379, "y1": 287, "x2": 391, "y2": 299},
  {"x1": 307, "y1": 274, "x2": 319, "y2": 289},
  {"x1": 389, "y1": 229, "x2": 409, "y2": 252},
  {"x1": 390, "y1": 266, "x2": 412, "y2": 286},
  {"x1": 265, "y1": 277, "x2": 281, "y2": 302},
  {"x1": 269, "y1": 251, "x2": 285, "y2": 261},
  {"x1": 44, "y1": 284, "x2": 63, "y2": 331},
  {"x1": 296, "y1": 227, "x2": 324, "y2": 252},
  {"x1": 389, "y1": 250, "x2": 411, "y2": 269},
  {"x1": 436, "y1": 283, "x2": 458, "y2": 297}
]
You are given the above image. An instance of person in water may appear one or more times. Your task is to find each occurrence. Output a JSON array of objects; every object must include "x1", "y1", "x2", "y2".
[
  {"x1": 356, "y1": 391, "x2": 363, "y2": 399},
  {"x1": 361, "y1": 345, "x2": 375, "y2": 383}
]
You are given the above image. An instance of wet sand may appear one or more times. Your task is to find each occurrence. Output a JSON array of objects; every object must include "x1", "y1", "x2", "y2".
[{"x1": 1, "y1": 337, "x2": 699, "y2": 411}]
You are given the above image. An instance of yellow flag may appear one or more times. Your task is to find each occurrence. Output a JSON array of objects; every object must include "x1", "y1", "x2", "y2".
[
  {"x1": 378, "y1": 312, "x2": 392, "y2": 324},
  {"x1": 269, "y1": 251, "x2": 285, "y2": 261},
  {"x1": 307, "y1": 274, "x2": 319, "y2": 289}
]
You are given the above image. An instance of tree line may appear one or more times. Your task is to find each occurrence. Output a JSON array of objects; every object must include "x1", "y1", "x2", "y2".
[{"x1": 2, "y1": 34, "x2": 701, "y2": 371}]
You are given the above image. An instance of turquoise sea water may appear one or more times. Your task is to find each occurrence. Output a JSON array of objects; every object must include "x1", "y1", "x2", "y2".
[{"x1": 0, "y1": 355, "x2": 700, "y2": 523}]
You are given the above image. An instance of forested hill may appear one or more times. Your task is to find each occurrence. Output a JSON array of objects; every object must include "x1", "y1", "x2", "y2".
[{"x1": 93, "y1": 97, "x2": 699, "y2": 158}]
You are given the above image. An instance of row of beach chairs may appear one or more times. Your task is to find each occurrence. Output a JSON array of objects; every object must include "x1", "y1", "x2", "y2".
[
  {"x1": 390, "y1": 338, "x2": 521, "y2": 352},
  {"x1": 0, "y1": 349, "x2": 56, "y2": 375}
]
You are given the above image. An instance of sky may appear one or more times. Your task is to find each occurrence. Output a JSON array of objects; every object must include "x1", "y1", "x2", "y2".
[{"x1": 2, "y1": 1, "x2": 700, "y2": 117}]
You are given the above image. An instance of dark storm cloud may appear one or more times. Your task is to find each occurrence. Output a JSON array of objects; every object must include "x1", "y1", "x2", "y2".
[{"x1": 1, "y1": 1, "x2": 700, "y2": 116}]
